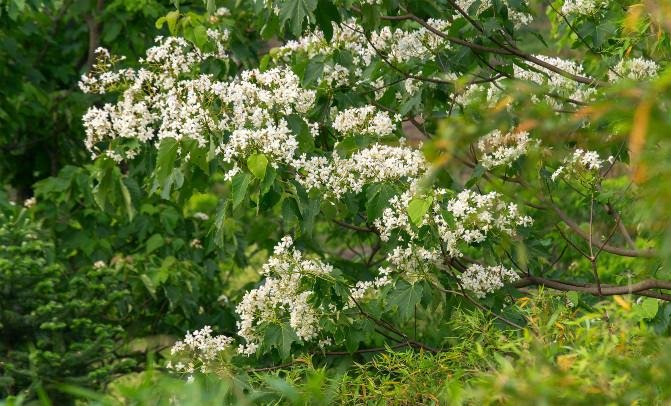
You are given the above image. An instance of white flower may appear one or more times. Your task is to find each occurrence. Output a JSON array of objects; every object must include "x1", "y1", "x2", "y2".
[
  {"x1": 170, "y1": 326, "x2": 234, "y2": 373},
  {"x1": 609, "y1": 57, "x2": 660, "y2": 82},
  {"x1": 235, "y1": 237, "x2": 334, "y2": 355},
  {"x1": 458, "y1": 264, "x2": 519, "y2": 298},
  {"x1": 93, "y1": 260, "x2": 106, "y2": 269},
  {"x1": 477, "y1": 129, "x2": 534, "y2": 169},
  {"x1": 552, "y1": 148, "x2": 609, "y2": 182},
  {"x1": 456, "y1": 0, "x2": 533, "y2": 27},
  {"x1": 514, "y1": 55, "x2": 596, "y2": 104},
  {"x1": 332, "y1": 105, "x2": 394, "y2": 137},
  {"x1": 560, "y1": 0, "x2": 607, "y2": 15},
  {"x1": 295, "y1": 143, "x2": 427, "y2": 198},
  {"x1": 23, "y1": 197, "x2": 36, "y2": 208}
]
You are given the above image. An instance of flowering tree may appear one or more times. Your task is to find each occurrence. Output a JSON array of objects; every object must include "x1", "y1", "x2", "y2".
[{"x1": 79, "y1": 0, "x2": 671, "y2": 376}]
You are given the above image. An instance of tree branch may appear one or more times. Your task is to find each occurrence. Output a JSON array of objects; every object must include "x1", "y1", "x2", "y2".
[
  {"x1": 549, "y1": 203, "x2": 656, "y2": 258},
  {"x1": 514, "y1": 276, "x2": 671, "y2": 301}
]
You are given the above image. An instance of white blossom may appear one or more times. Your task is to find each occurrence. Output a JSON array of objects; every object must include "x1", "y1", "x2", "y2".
[
  {"x1": 332, "y1": 105, "x2": 394, "y2": 137},
  {"x1": 551, "y1": 148, "x2": 612, "y2": 182},
  {"x1": 477, "y1": 129, "x2": 534, "y2": 169},
  {"x1": 169, "y1": 326, "x2": 234, "y2": 373},
  {"x1": 235, "y1": 237, "x2": 334, "y2": 355},
  {"x1": 458, "y1": 264, "x2": 519, "y2": 298},
  {"x1": 514, "y1": 55, "x2": 596, "y2": 104},
  {"x1": 560, "y1": 0, "x2": 607, "y2": 15},
  {"x1": 609, "y1": 57, "x2": 660, "y2": 82}
]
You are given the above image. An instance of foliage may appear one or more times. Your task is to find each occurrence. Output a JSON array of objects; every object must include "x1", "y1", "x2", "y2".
[
  {"x1": 77, "y1": 0, "x2": 671, "y2": 370},
  {"x1": 18, "y1": 292, "x2": 670, "y2": 404},
  {"x1": 3, "y1": 0, "x2": 671, "y2": 403},
  {"x1": 0, "y1": 166, "x2": 236, "y2": 400}
]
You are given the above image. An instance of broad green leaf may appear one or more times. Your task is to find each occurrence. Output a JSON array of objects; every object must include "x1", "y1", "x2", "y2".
[
  {"x1": 279, "y1": 0, "x2": 318, "y2": 36},
  {"x1": 247, "y1": 153, "x2": 269, "y2": 179},
  {"x1": 407, "y1": 196, "x2": 433, "y2": 226},
  {"x1": 315, "y1": 0, "x2": 340, "y2": 41},
  {"x1": 635, "y1": 297, "x2": 659, "y2": 320},
  {"x1": 287, "y1": 114, "x2": 315, "y2": 153},
  {"x1": 366, "y1": 183, "x2": 397, "y2": 220},
  {"x1": 263, "y1": 323, "x2": 299, "y2": 359},
  {"x1": 119, "y1": 178, "x2": 135, "y2": 221},
  {"x1": 156, "y1": 138, "x2": 179, "y2": 183},
  {"x1": 388, "y1": 280, "x2": 423, "y2": 321},
  {"x1": 231, "y1": 172, "x2": 252, "y2": 209},
  {"x1": 165, "y1": 11, "x2": 180, "y2": 34},
  {"x1": 146, "y1": 233, "x2": 165, "y2": 254},
  {"x1": 140, "y1": 274, "x2": 157, "y2": 299}
]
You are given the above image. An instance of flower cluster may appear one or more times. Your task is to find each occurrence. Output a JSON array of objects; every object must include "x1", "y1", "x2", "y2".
[
  {"x1": 551, "y1": 148, "x2": 613, "y2": 183},
  {"x1": 369, "y1": 19, "x2": 452, "y2": 63},
  {"x1": 609, "y1": 57, "x2": 660, "y2": 82},
  {"x1": 273, "y1": 19, "x2": 453, "y2": 96},
  {"x1": 332, "y1": 105, "x2": 395, "y2": 137},
  {"x1": 477, "y1": 129, "x2": 534, "y2": 169},
  {"x1": 560, "y1": 0, "x2": 607, "y2": 15},
  {"x1": 458, "y1": 264, "x2": 519, "y2": 298},
  {"x1": 350, "y1": 243, "x2": 441, "y2": 300},
  {"x1": 514, "y1": 56, "x2": 596, "y2": 106},
  {"x1": 438, "y1": 190, "x2": 533, "y2": 256},
  {"x1": 295, "y1": 143, "x2": 427, "y2": 197},
  {"x1": 169, "y1": 326, "x2": 234, "y2": 374},
  {"x1": 235, "y1": 236, "x2": 334, "y2": 355},
  {"x1": 374, "y1": 188, "x2": 532, "y2": 258},
  {"x1": 456, "y1": 0, "x2": 534, "y2": 27},
  {"x1": 80, "y1": 34, "x2": 318, "y2": 175}
]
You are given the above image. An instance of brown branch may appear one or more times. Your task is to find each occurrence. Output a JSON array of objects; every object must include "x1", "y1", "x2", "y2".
[
  {"x1": 332, "y1": 219, "x2": 376, "y2": 233},
  {"x1": 605, "y1": 203, "x2": 636, "y2": 248},
  {"x1": 514, "y1": 276, "x2": 671, "y2": 301},
  {"x1": 404, "y1": 11, "x2": 605, "y2": 87},
  {"x1": 549, "y1": 203, "x2": 656, "y2": 258},
  {"x1": 84, "y1": 0, "x2": 105, "y2": 69}
]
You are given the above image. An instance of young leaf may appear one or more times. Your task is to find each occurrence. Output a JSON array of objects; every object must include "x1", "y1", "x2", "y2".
[
  {"x1": 263, "y1": 323, "x2": 299, "y2": 359},
  {"x1": 231, "y1": 172, "x2": 252, "y2": 209},
  {"x1": 247, "y1": 153, "x2": 269, "y2": 179},
  {"x1": 279, "y1": 0, "x2": 318, "y2": 36},
  {"x1": 388, "y1": 280, "x2": 424, "y2": 321},
  {"x1": 407, "y1": 196, "x2": 433, "y2": 226}
]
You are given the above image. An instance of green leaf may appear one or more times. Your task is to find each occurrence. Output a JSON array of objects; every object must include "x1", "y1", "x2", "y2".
[
  {"x1": 146, "y1": 233, "x2": 165, "y2": 254},
  {"x1": 366, "y1": 183, "x2": 397, "y2": 220},
  {"x1": 300, "y1": 195, "x2": 321, "y2": 237},
  {"x1": 119, "y1": 178, "x2": 135, "y2": 221},
  {"x1": 279, "y1": 0, "x2": 318, "y2": 36},
  {"x1": 315, "y1": 0, "x2": 340, "y2": 41},
  {"x1": 247, "y1": 153, "x2": 269, "y2": 179},
  {"x1": 206, "y1": 0, "x2": 215, "y2": 14},
  {"x1": 260, "y1": 165, "x2": 277, "y2": 195},
  {"x1": 302, "y1": 58, "x2": 324, "y2": 86},
  {"x1": 566, "y1": 291, "x2": 580, "y2": 307},
  {"x1": 263, "y1": 323, "x2": 299, "y2": 359},
  {"x1": 407, "y1": 196, "x2": 433, "y2": 226},
  {"x1": 212, "y1": 201, "x2": 229, "y2": 247},
  {"x1": 156, "y1": 138, "x2": 179, "y2": 183},
  {"x1": 388, "y1": 280, "x2": 423, "y2": 321},
  {"x1": 287, "y1": 114, "x2": 315, "y2": 153},
  {"x1": 192, "y1": 25, "x2": 209, "y2": 49},
  {"x1": 282, "y1": 197, "x2": 302, "y2": 228},
  {"x1": 635, "y1": 297, "x2": 659, "y2": 320},
  {"x1": 231, "y1": 172, "x2": 252, "y2": 209},
  {"x1": 140, "y1": 274, "x2": 157, "y2": 299},
  {"x1": 165, "y1": 11, "x2": 180, "y2": 34}
]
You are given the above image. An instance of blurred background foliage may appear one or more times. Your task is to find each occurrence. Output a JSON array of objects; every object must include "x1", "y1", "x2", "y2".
[{"x1": 2, "y1": 0, "x2": 671, "y2": 404}]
